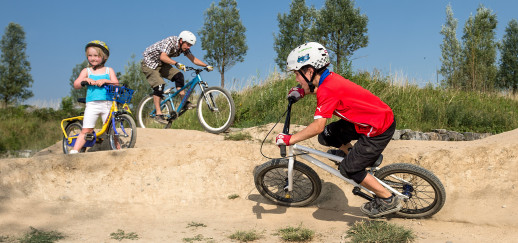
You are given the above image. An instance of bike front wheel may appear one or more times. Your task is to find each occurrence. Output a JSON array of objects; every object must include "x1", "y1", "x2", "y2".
[
  {"x1": 254, "y1": 158, "x2": 322, "y2": 207},
  {"x1": 375, "y1": 163, "x2": 446, "y2": 218},
  {"x1": 136, "y1": 95, "x2": 173, "y2": 128},
  {"x1": 109, "y1": 114, "x2": 137, "y2": 149},
  {"x1": 62, "y1": 121, "x2": 86, "y2": 154},
  {"x1": 197, "y1": 87, "x2": 235, "y2": 134}
]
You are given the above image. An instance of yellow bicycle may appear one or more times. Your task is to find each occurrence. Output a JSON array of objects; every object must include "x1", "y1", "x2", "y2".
[{"x1": 61, "y1": 82, "x2": 137, "y2": 154}]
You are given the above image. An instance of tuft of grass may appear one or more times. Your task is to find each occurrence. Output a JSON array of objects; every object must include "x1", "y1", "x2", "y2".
[
  {"x1": 182, "y1": 234, "x2": 209, "y2": 242},
  {"x1": 187, "y1": 222, "x2": 207, "y2": 228},
  {"x1": 224, "y1": 132, "x2": 253, "y2": 141},
  {"x1": 110, "y1": 229, "x2": 139, "y2": 241},
  {"x1": 345, "y1": 220, "x2": 416, "y2": 243},
  {"x1": 228, "y1": 194, "x2": 240, "y2": 199},
  {"x1": 276, "y1": 225, "x2": 314, "y2": 242},
  {"x1": 18, "y1": 227, "x2": 65, "y2": 243},
  {"x1": 229, "y1": 230, "x2": 262, "y2": 242}
]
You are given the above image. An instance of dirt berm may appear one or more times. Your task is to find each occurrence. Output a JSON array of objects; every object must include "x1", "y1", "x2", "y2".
[{"x1": 1, "y1": 125, "x2": 517, "y2": 242}]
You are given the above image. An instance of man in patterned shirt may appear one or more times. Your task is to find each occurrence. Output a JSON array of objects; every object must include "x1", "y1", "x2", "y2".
[{"x1": 142, "y1": 30, "x2": 213, "y2": 124}]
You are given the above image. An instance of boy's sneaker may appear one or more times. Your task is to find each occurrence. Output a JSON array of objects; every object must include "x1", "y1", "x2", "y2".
[
  {"x1": 184, "y1": 101, "x2": 196, "y2": 110},
  {"x1": 154, "y1": 115, "x2": 168, "y2": 124},
  {"x1": 69, "y1": 150, "x2": 79, "y2": 154},
  {"x1": 360, "y1": 194, "x2": 402, "y2": 218}
]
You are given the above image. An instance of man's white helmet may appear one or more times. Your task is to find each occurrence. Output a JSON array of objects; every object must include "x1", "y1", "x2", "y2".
[
  {"x1": 179, "y1": 30, "x2": 196, "y2": 45},
  {"x1": 286, "y1": 42, "x2": 330, "y2": 71}
]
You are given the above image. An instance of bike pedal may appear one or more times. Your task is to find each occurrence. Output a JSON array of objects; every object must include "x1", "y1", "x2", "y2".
[{"x1": 85, "y1": 133, "x2": 95, "y2": 141}]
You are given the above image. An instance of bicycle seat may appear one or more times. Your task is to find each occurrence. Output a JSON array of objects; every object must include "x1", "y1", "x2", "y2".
[
  {"x1": 77, "y1": 98, "x2": 86, "y2": 104},
  {"x1": 370, "y1": 154, "x2": 383, "y2": 168}
]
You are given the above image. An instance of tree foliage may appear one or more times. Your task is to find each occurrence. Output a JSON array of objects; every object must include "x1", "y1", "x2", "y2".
[
  {"x1": 461, "y1": 5, "x2": 498, "y2": 92},
  {"x1": 497, "y1": 19, "x2": 518, "y2": 94},
  {"x1": 199, "y1": 0, "x2": 247, "y2": 88},
  {"x1": 0, "y1": 22, "x2": 33, "y2": 107},
  {"x1": 314, "y1": 0, "x2": 368, "y2": 74},
  {"x1": 439, "y1": 4, "x2": 462, "y2": 89},
  {"x1": 119, "y1": 54, "x2": 149, "y2": 109},
  {"x1": 68, "y1": 60, "x2": 88, "y2": 102},
  {"x1": 273, "y1": 0, "x2": 316, "y2": 71}
]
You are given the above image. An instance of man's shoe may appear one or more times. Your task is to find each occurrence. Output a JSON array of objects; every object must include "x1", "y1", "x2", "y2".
[
  {"x1": 360, "y1": 194, "x2": 402, "y2": 218},
  {"x1": 154, "y1": 115, "x2": 168, "y2": 124}
]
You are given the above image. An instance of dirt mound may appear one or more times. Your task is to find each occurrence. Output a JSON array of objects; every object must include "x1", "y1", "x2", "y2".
[{"x1": 1, "y1": 126, "x2": 517, "y2": 242}]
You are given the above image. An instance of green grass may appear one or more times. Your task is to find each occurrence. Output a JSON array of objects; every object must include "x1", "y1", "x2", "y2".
[
  {"x1": 2, "y1": 69, "x2": 518, "y2": 157},
  {"x1": 18, "y1": 227, "x2": 65, "y2": 243},
  {"x1": 229, "y1": 230, "x2": 262, "y2": 242},
  {"x1": 224, "y1": 132, "x2": 252, "y2": 141},
  {"x1": 345, "y1": 220, "x2": 416, "y2": 243},
  {"x1": 109, "y1": 229, "x2": 139, "y2": 241},
  {"x1": 275, "y1": 225, "x2": 314, "y2": 242}
]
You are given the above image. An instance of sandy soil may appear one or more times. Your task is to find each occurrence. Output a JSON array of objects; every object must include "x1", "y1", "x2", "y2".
[{"x1": 1, "y1": 124, "x2": 517, "y2": 242}]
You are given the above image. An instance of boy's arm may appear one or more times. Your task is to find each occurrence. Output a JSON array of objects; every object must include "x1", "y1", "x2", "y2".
[{"x1": 290, "y1": 118, "x2": 327, "y2": 144}]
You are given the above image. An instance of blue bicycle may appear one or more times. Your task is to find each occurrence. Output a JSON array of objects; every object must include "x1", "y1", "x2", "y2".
[{"x1": 136, "y1": 66, "x2": 235, "y2": 134}]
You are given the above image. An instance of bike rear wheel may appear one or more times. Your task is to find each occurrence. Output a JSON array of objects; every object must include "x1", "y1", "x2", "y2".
[
  {"x1": 196, "y1": 87, "x2": 235, "y2": 134},
  {"x1": 62, "y1": 121, "x2": 86, "y2": 154},
  {"x1": 254, "y1": 158, "x2": 322, "y2": 207},
  {"x1": 137, "y1": 95, "x2": 173, "y2": 128},
  {"x1": 109, "y1": 114, "x2": 137, "y2": 149},
  {"x1": 375, "y1": 163, "x2": 446, "y2": 218}
]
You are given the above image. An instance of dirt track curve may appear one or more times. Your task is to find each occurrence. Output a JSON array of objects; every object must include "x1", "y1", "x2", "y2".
[{"x1": 1, "y1": 125, "x2": 517, "y2": 242}]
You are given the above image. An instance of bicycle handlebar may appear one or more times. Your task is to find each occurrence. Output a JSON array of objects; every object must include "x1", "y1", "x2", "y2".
[
  {"x1": 80, "y1": 81, "x2": 120, "y2": 87},
  {"x1": 280, "y1": 98, "x2": 295, "y2": 157},
  {"x1": 184, "y1": 66, "x2": 212, "y2": 74}
]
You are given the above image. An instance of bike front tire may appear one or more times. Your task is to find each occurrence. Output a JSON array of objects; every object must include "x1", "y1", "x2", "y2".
[
  {"x1": 62, "y1": 121, "x2": 86, "y2": 154},
  {"x1": 254, "y1": 158, "x2": 322, "y2": 207},
  {"x1": 136, "y1": 95, "x2": 173, "y2": 128},
  {"x1": 196, "y1": 87, "x2": 235, "y2": 134},
  {"x1": 375, "y1": 163, "x2": 446, "y2": 218},
  {"x1": 109, "y1": 114, "x2": 137, "y2": 149}
]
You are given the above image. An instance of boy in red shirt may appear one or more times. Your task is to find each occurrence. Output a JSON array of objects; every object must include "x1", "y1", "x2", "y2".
[{"x1": 275, "y1": 42, "x2": 401, "y2": 217}]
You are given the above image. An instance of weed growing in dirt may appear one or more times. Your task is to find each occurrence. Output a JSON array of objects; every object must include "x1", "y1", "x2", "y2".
[
  {"x1": 187, "y1": 222, "x2": 207, "y2": 228},
  {"x1": 229, "y1": 230, "x2": 262, "y2": 242},
  {"x1": 345, "y1": 220, "x2": 415, "y2": 243},
  {"x1": 182, "y1": 234, "x2": 214, "y2": 242},
  {"x1": 275, "y1": 225, "x2": 314, "y2": 242},
  {"x1": 109, "y1": 229, "x2": 139, "y2": 241},
  {"x1": 228, "y1": 194, "x2": 240, "y2": 199},
  {"x1": 224, "y1": 132, "x2": 252, "y2": 141},
  {"x1": 18, "y1": 227, "x2": 65, "y2": 243}
]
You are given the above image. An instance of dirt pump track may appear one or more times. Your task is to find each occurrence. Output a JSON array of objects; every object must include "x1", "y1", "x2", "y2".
[{"x1": 1, "y1": 125, "x2": 517, "y2": 242}]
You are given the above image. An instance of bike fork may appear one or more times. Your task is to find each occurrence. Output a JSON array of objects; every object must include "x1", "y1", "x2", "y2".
[{"x1": 284, "y1": 147, "x2": 295, "y2": 196}]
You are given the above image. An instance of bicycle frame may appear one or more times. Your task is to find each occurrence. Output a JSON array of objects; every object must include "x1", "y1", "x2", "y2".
[
  {"x1": 285, "y1": 145, "x2": 409, "y2": 200},
  {"x1": 159, "y1": 71, "x2": 208, "y2": 114},
  {"x1": 61, "y1": 99, "x2": 130, "y2": 147}
]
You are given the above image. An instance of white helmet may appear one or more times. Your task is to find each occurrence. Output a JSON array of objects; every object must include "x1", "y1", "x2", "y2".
[
  {"x1": 179, "y1": 30, "x2": 196, "y2": 45},
  {"x1": 286, "y1": 42, "x2": 330, "y2": 71}
]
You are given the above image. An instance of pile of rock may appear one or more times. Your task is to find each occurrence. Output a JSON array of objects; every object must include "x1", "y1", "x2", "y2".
[{"x1": 393, "y1": 129, "x2": 491, "y2": 141}]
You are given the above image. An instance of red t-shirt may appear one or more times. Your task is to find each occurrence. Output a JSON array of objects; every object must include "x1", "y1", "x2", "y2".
[{"x1": 315, "y1": 72, "x2": 394, "y2": 137}]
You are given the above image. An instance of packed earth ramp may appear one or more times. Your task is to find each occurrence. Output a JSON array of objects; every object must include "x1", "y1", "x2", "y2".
[{"x1": 1, "y1": 126, "x2": 517, "y2": 242}]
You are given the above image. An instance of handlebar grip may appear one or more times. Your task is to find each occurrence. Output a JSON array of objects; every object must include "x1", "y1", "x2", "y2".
[
  {"x1": 81, "y1": 81, "x2": 89, "y2": 87},
  {"x1": 280, "y1": 145, "x2": 286, "y2": 157}
]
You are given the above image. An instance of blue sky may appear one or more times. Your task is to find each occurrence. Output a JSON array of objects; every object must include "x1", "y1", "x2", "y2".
[{"x1": 1, "y1": 0, "x2": 518, "y2": 107}]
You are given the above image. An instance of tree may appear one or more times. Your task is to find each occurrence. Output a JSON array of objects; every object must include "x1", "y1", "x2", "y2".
[
  {"x1": 273, "y1": 0, "x2": 316, "y2": 71},
  {"x1": 439, "y1": 4, "x2": 462, "y2": 89},
  {"x1": 497, "y1": 19, "x2": 518, "y2": 94},
  {"x1": 0, "y1": 22, "x2": 33, "y2": 107},
  {"x1": 68, "y1": 60, "x2": 88, "y2": 102},
  {"x1": 314, "y1": 0, "x2": 368, "y2": 74},
  {"x1": 199, "y1": 0, "x2": 247, "y2": 88},
  {"x1": 461, "y1": 5, "x2": 498, "y2": 92},
  {"x1": 119, "y1": 54, "x2": 149, "y2": 109}
]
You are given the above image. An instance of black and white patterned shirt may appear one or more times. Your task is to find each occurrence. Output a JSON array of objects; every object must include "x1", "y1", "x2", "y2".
[{"x1": 142, "y1": 36, "x2": 192, "y2": 69}]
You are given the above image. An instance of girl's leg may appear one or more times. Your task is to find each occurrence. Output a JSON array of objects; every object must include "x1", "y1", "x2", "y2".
[{"x1": 72, "y1": 128, "x2": 94, "y2": 152}]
